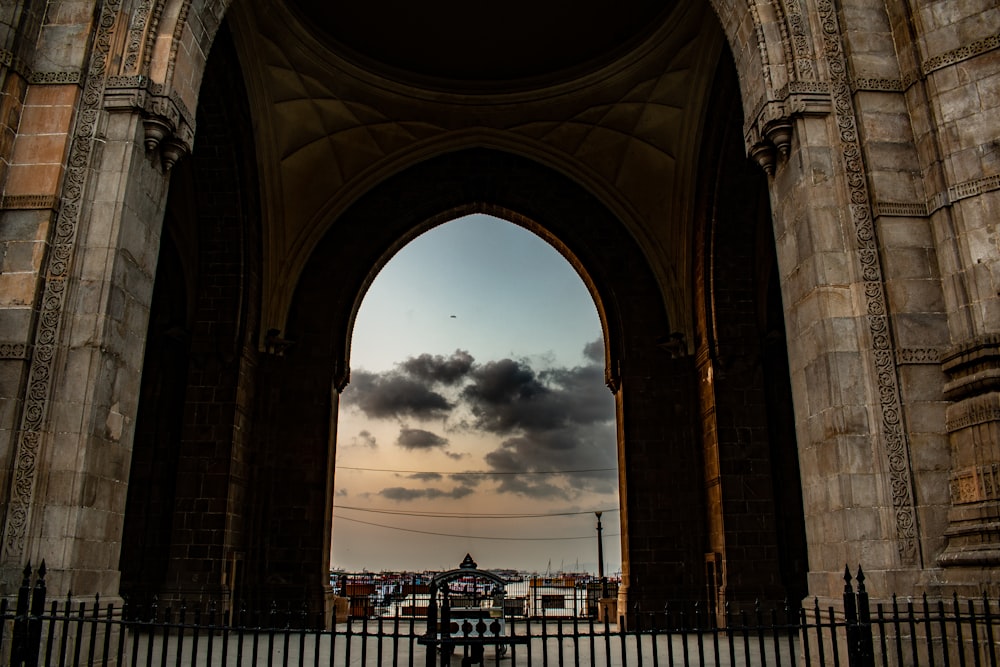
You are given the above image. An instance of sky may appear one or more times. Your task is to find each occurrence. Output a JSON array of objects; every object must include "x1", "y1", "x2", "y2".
[{"x1": 332, "y1": 214, "x2": 622, "y2": 576}]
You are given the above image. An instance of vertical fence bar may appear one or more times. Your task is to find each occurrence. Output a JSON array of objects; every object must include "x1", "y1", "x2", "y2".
[
  {"x1": 755, "y1": 601, "x2": 767, "y2": 667},
  {"x1": 921, "y1": 595, "x2": 936, "y2": 667},
  {"x1": 828, "y1": 606, "x2": 841, "y2": 667},
  {"x1": 955, "y1": 594, "x2": 968, "y2": 667},
  {"x1": 664, "y1": 605, "x2": 676, "y2": 667},
  {"x1": 208, "y1": 603, "x2": 219, "y2": 667},
  {"x1": 969, "y1": 599, "x2": 982, "y2": 667},
  {"x1": 221, "y1": 603, "x2": 232, "y2": 667},
  {"x1": 892, "y1": 594, "x2": 905, "y2": 665},
  {"x1": 585, "y1": 614, "x2": 595, "y2": 667},
  {"x1": 874, "y1": 602, "x2": 888, "y2": 667},
  {"x1": 785, "y1": 600, "x2": 797, "y2": 666},
  {"x1": 174, "y1": 601, "x2": 186, "y2": 667},
  {"x1": 359, "y1": 615, "x2": 369, "y2": 667},
  {"x1": 86, "y1": 595, "x2": 99, "y2": 667},
  {"x1": 799, "y1": 606, "x2": 812, "y2": 667},
  {"x1": 72, "y1": 601, "x2": 87, "y2": 667},
  {"x1": 29, "y1": 563, "x2": 46, "y2": 667},
  {"x1": 114, "y1": 602, "x2": 127, "y2": 667},
  {"x1": 772, "y1": 606, "x2": 783, "y2": 667},
  {"x1": 344, "y1": 615, "x2": 353, "y2": 667},
  {"x1": 634, "y1": 607, "x2": 643, "y2": 667},
  {"x1": 984, "y1": 593, "x2": 997, "y2": 667},
  {"x1": 191, "y1": 606, "x2": 203, "y2": 667},
  {"x1": 938, "y1": 600, "x2": 952, "y2": 667},
  {"x1": 618, "y1": 611, "x2": 627, "y2": 667},
  {"x1": 907, "y1": 600, "x2": 919, "y2": 667}
]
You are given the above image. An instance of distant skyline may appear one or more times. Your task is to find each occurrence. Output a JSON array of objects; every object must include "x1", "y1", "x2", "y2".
[{"x1": 332, "y1": 214, "x2": 622, "y2": 574}]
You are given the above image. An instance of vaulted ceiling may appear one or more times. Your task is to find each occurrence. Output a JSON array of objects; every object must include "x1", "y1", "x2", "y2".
[{"x1": 226, "y1": 0, "x2": 729, "y2": 341}]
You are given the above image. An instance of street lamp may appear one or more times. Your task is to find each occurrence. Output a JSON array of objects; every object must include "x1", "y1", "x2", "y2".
[{"x1": 595, "y1": 511, "x2": 608, "y2": 598}]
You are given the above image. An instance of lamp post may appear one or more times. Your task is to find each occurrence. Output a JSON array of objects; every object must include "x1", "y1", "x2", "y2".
[{"x1": 595, "y1": 511, "x2": 608, "y2": 598}]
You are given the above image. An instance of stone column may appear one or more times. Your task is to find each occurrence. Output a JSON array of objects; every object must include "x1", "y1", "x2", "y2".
[
  {"x1": 906, "y1": 1, "x2": 1000, "y2": 571},
  {"x1": 0, "y1": 3, "x2": 187, "y2": 593}
]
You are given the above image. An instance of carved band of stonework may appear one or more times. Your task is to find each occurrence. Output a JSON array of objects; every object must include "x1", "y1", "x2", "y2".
[
  {"x1": 0, "y1": 0, "x2": 127, "y2": 565},
  {"x1": 920, "y1": 173, "x2": 1000, "y2": 216},
  {"x1": 923, "y1": 32, "x2": 1000, "y2": 75},
  {"x1": 0, "y1": 344, "x2": 29, "y2": 360},
  {"x1": 945, "y1": 391, "x2": 1000, "y2": 431},
  {"x1": 104, "y1": 76, "x2": 195, "y2": 170},
  {"x1": 815, "y1": 0, "x2": 919, "y2": 564},
  {"x1": 897, "y1": 347, "x2": 941, "y2": 365},
  {"x1": 950, "y1": 465, "x2": 1000, "y2": 505},
  {"x1": 876, "y1": 201, "x2": 927, "y2": 218},
  {"x1": 941, "y1": 334, "x2": 1000, "y2": 400},
  {"x1": 0, "y1": 195, "x2": 59, "y2": 211}
]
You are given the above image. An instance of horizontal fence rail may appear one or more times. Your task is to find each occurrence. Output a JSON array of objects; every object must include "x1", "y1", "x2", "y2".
[{"x1": 1, "y1": 565, "x2": 997, "y2": 667}]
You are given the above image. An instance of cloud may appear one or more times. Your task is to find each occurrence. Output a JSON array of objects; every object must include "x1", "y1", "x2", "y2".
[
  {"x1": 583, "y1": 337, "x2": 603, "y2": 363},
  {"x1": 344, "y1": 371, "x2": 453, "y2": 420},
  {"x1": 379, "y1": 486, "x2": 475, "y2": 501},
  {"x1": 483, "y1": 424, "x2": 618, "y2": 499},
  {"x1": 344, "y1": 335, "x2": 616, "y2": 500},
  {"x1": 406, "y1": 472, "x2": 443, "y2": 482},
  {"x1": 401, "y1": 350, "x2": 474, "y2": 385},
  {"x1": 461, "y1": 359, "x2": 611, "y2": 434},
  {"x1": 351, "y1": 430, "x2": 377, "y2": 448},
  {"x1": 397, "y1": 428, "x2": 449, "y2": 450}
]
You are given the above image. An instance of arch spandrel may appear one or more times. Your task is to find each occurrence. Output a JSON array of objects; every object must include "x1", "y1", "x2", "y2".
[{"x1": 284, "y1": 149, "x2": 667, "y2": 396}]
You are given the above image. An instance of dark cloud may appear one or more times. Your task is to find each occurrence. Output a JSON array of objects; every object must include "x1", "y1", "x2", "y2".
[
  {"x1": 406, "y1": 472, "x2": 443, "y2": 482},
  {"x1": 461, "y1": 359, "x2": 611, "y2": 435},
  {"x1": 482, "y1": 424, "x2": 618, "y2": 499},
  {"x1": 344, "y1": 371, "x2": 453, "y2": 420},
  {"x1": 380, "y1": 486, "x2": 475, "y2": 501},
  {"x1": 352, "y1": 430, "x2": 377, "y2": 448},
  {"x1": 401, "y1": 350, "x2": 474, "y2": 385},
  {"x1": 397, "y1": 428, "x2": 449, "y2": 450},
  {"x1": 345, "y1": 337, "x2": 616, "y2": 500},
  {"x1": 583, "y1": 338, "x2": 604, "y2": 363}
]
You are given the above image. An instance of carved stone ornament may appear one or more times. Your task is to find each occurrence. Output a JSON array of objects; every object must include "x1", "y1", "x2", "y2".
[
  {"x1": 744, "y1": 85, "x2": 831, "y2": 174},
  {"x1": 104, "y1": 76, "x2": 196, "y2": 170}
]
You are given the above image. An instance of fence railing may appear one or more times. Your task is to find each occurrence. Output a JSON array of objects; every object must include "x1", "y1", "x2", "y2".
[
  {"x1": 337, "y1": 573, "x2": 620, "y2": 619},
  {"x1": 1, "y1": 564, "x2": 997, "y2": 667}
]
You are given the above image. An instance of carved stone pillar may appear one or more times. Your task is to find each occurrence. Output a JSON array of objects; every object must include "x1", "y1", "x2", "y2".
[{"x1": 940, "y1": 335, "x2": 1000, "y2": 566}]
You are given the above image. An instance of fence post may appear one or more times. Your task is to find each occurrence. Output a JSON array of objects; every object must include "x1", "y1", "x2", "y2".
[
  {"x1": 10, "y1": 561, "x2": 46, "y2": 667},
  {"x1": 844, "y1": 566, "x2": 875, "y2": 667}
]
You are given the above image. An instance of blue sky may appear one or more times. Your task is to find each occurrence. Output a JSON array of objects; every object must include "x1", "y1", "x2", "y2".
[{"x1": 332, "y1": 214, "x2": 622, "y2": 574}]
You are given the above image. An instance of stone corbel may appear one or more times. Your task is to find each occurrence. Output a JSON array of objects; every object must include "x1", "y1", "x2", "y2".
[
  {"x1": 104, "y1": 76, "x2": 196, "y2": 170},
  {"x1": 745, "y1": 83, "x2": 831, "y2": 176}
]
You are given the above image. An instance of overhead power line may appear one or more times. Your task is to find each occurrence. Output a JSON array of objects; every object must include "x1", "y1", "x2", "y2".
[
  {"x1": 337, "y1": 466, "x2": 615, "y2": 476},
  {"x1": 334, "y1": 505, "x2": 619, "y2": 519},
  {"x1": 334, "y1": 515, "x2": 620, "y2": 541}
]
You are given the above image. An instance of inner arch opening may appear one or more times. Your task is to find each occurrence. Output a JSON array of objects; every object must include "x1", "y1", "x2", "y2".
[{"x1": 333, "y1": 213, "x2": 621, "y2": 575}]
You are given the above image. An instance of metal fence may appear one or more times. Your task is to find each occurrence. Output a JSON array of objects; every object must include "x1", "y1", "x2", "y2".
[
  {"x1": 338, "y1": 574, "x2": 620, "y2": 620},
  {"x1": 1, "y1": 564, "x2": 997, "y2": 667}
]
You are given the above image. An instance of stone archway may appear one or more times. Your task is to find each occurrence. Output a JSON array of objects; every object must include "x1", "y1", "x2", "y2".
[
  {"x1": 249, "y1": 147, "x2": 706, "y2": 613},
  {"x1": 7, "y1": 0, "x2": 996, "y2": 615}
]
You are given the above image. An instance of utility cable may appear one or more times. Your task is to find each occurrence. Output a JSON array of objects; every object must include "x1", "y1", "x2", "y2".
[
  {"x1": 334, "y1": 515, "x2": 620, "y2": 541},
  {"x1": 334, "y1": 505, "x2": 618, "y2": 519},
  {"x1": 337, "y1": 466, "x2": 615, "y2": 476}
]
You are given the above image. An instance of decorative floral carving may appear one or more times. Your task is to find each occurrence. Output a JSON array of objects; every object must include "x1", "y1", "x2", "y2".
[
  {"x1": 123, "y1": 1, "x2": 151, "y2": 73},
  {"x1": 0, "y1": 344, "x2": 28, "y2": 360},
  {"x1": 923, "y1": 33, "x2": 1000, "y2": 75},
  {"x1": 817, "y1": 0, "x2": 919, "y2": 565},
  {"x1": 896, "y1": 348, "x2": 941, "y2": 364},
  {"x1": 950, "y1": 465, "x2": 1000, "y2": 504}
]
